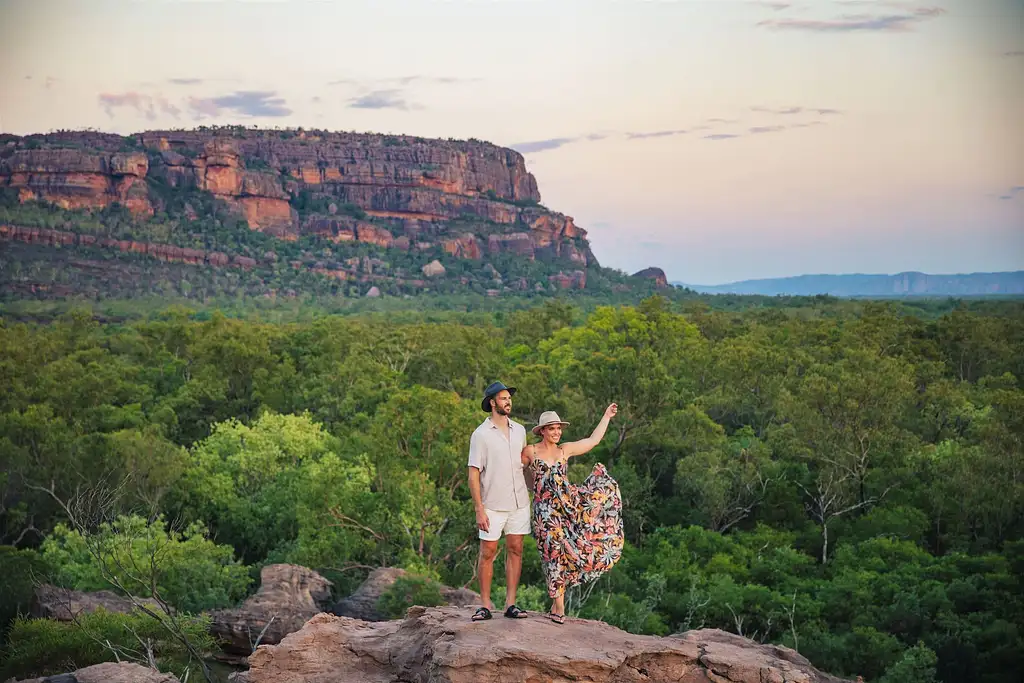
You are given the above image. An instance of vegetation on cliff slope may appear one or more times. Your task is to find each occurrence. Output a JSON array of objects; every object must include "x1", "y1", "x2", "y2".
[{"x1": 1, "y1": 296, "x2": 1022, "y2": 682}]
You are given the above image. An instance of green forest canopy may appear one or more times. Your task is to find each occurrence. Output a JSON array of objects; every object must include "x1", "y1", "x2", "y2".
[{"x1": 1, "y1": 295, "x2": 1022, "y2": 682}]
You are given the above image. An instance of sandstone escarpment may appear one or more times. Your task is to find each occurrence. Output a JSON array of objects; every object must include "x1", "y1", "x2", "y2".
[
  {"x1": 244, "y1": 606, "x2": 852, "y2": 683},
  {"x1": 1, "y1": 128, "x2": 594, "y2": 277}
]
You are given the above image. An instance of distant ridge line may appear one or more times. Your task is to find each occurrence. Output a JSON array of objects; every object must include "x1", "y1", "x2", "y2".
[{"x1": 671, "y1": 270, "x2": 1024, "y2": 296}]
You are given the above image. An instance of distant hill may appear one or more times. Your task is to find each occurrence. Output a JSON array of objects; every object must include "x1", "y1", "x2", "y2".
[{"x1": 673, "y1": 271, "x2": 1024, "y2": 297}]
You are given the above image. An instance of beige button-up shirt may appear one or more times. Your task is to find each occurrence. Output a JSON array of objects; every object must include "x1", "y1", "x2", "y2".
[{"x1": 468, "y1": 416, "x2": 530, "y2": 512}]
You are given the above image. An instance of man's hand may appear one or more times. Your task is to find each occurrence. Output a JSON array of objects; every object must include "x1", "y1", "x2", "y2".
[{"x1": 476, "y1": 507, "x2": 490, "y2": 533}]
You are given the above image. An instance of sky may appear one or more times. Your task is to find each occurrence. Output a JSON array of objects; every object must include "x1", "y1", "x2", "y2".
[{"x1": 0, "y1": 0, "x2": 1021, "y2": 285}]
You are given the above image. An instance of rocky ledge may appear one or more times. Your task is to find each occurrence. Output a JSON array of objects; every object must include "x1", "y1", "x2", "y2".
[{"x1": 243, "y1": 605, "x2": 851, "y2": 683}]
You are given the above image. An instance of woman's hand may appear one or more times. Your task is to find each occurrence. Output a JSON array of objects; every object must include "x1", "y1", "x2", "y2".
[{"x1": 604, "y1": 403, "x2": 618, "y2": 420}]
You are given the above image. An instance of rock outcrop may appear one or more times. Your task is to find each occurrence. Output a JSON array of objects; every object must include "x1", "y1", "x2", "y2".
[
  {"x1": 632, "y1": 266, "x2": 669, "y2": 288},
  {"x1": 30, "y1": 583, "x2": 160, "y2": 621},
  {"x1": 0, "y1": 128, "x2": 595, "y2": 280},
  {"x1": 149, "y1": 141, "x2": 295, "y2": 235},
  {"x1": 1, "y1": 147, "x2": 152, "y2": 216},
  {"x1": 208, "y1": 564, "x2": 333, "y2": 656},
  {"x1": 11, "y1": 661, "x2": 180, "y2": 683},
  {"x1": 329, "y1": 567, "x2": 479, "y2": 622},
  {"x1": 244, "y1": 606, "x2": 852, "y2": 683}
]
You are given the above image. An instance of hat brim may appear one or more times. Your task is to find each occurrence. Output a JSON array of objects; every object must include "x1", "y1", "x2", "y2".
[
  {"x1": 532, "y1": 421, "x2": 570, "y2": 435},
  {"x1": 481, "y1": 386, "x2": 517, "y2": 412}
]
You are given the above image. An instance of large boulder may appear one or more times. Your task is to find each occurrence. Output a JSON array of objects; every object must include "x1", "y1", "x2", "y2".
[
  {"x1": 208, "y1": 564, "x2": 332, "y2": 656},
  {"x1": 246, "y1": 606, "x2": 853, "y2": 683},
  {"x1": 31, "y1": 584, "x2": 160, "y2": 621},
  {"x1": 328, "y1": 567, "x2": 479, "y2": 622},
  {"x1": 10, "y1": 661, "x2": 179, "y2": 683}
]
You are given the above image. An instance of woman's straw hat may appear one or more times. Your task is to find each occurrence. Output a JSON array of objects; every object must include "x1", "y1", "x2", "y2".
[{"x1": 532, "y1": 411, "x2": 570, "y2": 436}]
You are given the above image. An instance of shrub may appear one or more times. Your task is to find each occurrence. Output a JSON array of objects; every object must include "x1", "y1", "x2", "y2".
[
  {"x1": 0, "y1": 609, "x2": 214, "y2": 680},
  {"x1": 0, "y1": 546, "x2": 50, "y2": 642},
  {"x1": 40, "y1": 515, "x2": 252, "y2": 613},
  {"x1": 377, "y1": 575, "x2": 446, "y2": 618}
]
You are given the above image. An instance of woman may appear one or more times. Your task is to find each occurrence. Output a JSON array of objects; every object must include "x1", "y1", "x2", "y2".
[{"x1": 521, "y1": 403, "x2": 624, "y2": 624}]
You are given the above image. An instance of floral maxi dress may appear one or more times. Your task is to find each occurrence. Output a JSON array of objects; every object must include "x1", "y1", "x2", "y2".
[{"x1": 530, "y1": 454, "x2": 625, "y2": 598}]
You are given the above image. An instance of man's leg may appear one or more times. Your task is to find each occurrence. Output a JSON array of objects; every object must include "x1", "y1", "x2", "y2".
[
  {"x1": 478, "y1": 539, "x2": 499, "y2": 609},
  {"x1": 504, "y1": 533, "x2": 524, "y2": 608}
]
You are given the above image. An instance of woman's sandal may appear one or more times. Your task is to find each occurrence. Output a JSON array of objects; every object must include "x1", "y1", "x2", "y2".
[
  {"x1": 471, "y1": 606, "x2": 492, "y2": 621},
  {"x1": 548, "y1": 612, "x2": 565, "y2": 625},
  {"x1": 504, "y1": 604, "x2": 528, "y2": 619}
]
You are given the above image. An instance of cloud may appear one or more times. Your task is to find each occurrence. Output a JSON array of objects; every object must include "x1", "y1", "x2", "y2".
[
  {"x1": 751, "y1": 0, "x2": 793, "y2": 9},
  {"x1": 512, "y1": 137, "x2": 579, "y2": 153},
  {"x1": 187, "y1": 90, "x2": 291, "y2": 118},
  {"x1": 626, "y1": 129, "x2": 687, "y2": 139},
  {"x1": 751, "y1": 106, "x2": 842, "y2": 115},
  {"x1": 512, "y1": 107, "x2": 835, "y2": 154},
  {"x1": 1005, "y1": 50, "x2": 1024, "y2": 57},
  {"x1": 347, "y1": 89, "x2": 418, "y2": 110},
  {"x1": 330, "y1": 74, "x2": 477, "y2": 87},
  {"x1": 758, "y1": 5, "x2": 945, "y2": 32},
  {"x1": 98, "y1": 91, "x2": 181, "y2": 120},
  {"x1": 168, "y1": 77, "x2": 204, "y2": 85},
  {"x1": 998, "y1": 186, "x2": 1024, "y2": 200}
]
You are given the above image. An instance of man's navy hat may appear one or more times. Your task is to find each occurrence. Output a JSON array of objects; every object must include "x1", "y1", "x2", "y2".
[{"x1": 481, "y1": 381, "x2": 517, "y2": 412}]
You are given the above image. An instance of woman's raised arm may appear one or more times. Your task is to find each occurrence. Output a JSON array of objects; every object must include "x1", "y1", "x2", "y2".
[{"x1": 562, "y1": 403, "x2": 617, "y2": 458}]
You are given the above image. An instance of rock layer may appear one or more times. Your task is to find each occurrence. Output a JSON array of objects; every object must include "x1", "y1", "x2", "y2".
[{"x1": 245, "y1": 606, "x2": 852, "y2": 683}]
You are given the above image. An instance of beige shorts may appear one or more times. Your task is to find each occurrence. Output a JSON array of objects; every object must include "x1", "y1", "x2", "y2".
[{"x1": 479, "y1": 506, "x2": 531, "y2": 541}]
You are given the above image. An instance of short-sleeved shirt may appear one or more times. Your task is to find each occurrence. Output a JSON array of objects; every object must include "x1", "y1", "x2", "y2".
[{"x1": 468, "y1": 416, "x2": 530, "y2": 511}]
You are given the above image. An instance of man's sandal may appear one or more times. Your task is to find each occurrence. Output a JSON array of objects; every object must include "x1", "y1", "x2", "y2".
[
  {"x1": 548, "y1": 612, "x2": 565, "y2": 624},
  {"x1": 504, "y1": 604, "x2": 528, "y2": 619},
  {"x1": 471, "y1": 606, "x2": 492, "y2": 621}
]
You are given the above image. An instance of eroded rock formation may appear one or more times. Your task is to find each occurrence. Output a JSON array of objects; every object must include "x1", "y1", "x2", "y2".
[
  {"x1": 244, "y1": 606, "x2": 852, "y2": 683},
  {"x1": 208, "y1": 564, "x2": 333, "y2": 656}
]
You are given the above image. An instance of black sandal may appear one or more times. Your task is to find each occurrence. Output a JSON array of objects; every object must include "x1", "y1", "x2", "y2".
[
  {"x1": 471, "y1": 606, "x2": 492, "y2": 621},
  {"x1": 504, "y1": 604, "x2": 528, "y2": 619},
  {"x1": 549, "y1": 612, "x2": 565, "y2": 625}
]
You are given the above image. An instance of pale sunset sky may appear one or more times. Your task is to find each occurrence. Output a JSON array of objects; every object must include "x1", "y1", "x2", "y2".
[{"x1": 0, "y1": 0, "x2": 1021, "y2": 284}]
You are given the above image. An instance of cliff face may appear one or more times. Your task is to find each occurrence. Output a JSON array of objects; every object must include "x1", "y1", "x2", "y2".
[
  {"x1": 0, "y1": 128, "x2": 596, "y2": 271},
  {"x1": 1, "y1": 147, "x2": 153, "y2": 216}
]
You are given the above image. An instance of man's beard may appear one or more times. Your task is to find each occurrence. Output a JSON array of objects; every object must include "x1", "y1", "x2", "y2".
[{"x1": 495, "y1": 404, "x2": 510, "y2": 416}]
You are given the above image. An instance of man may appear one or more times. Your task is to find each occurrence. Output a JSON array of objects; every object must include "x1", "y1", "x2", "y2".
[{"x1": 467, "y1": 380, "x2": 531, "y2": 621}]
